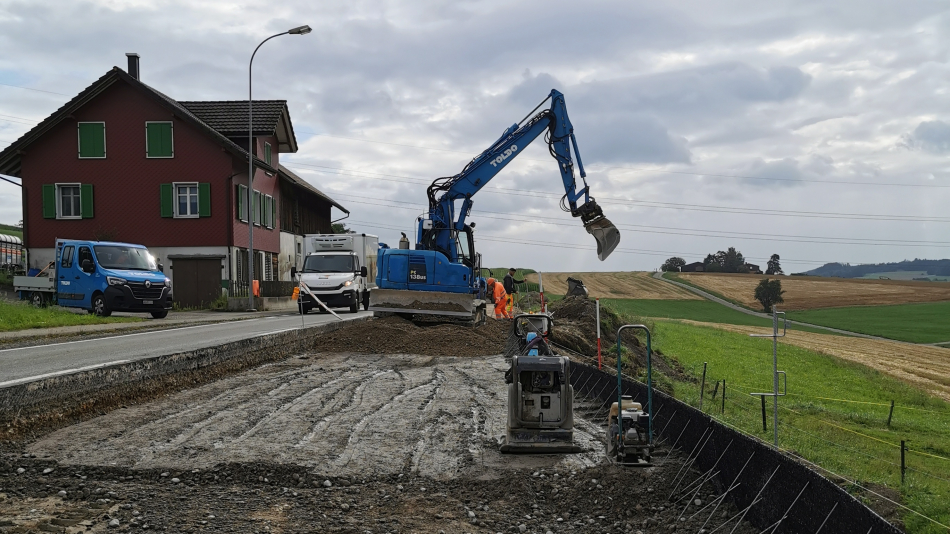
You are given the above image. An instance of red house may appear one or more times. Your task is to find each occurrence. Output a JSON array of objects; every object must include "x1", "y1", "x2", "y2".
[{"x1": 0, "y1": 54, "x2": 347, "y2": 307}]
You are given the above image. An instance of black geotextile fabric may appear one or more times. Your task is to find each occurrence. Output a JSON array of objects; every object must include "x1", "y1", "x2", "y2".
[{"x1": 569, "y1": 362, "x2": 902, "y2": 534}]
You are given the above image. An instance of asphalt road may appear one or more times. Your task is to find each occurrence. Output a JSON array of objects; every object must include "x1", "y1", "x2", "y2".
[{"x1": 0, "y1": 310, "x2": 372, "y2": 387}]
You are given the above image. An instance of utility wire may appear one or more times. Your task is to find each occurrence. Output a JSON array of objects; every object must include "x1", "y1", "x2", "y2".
[
  {"x1": 283, "y1": 162, "x2": 950, "y2": 223},
  {"x1": 0, "y1": 82, "x2": 69, "y2": 96},
  {"x1": 290, "y1": 131, "x2": 950, "y2": 189},
  {"x1": 330, "y1": 191, "x2": 950, "y2": 248}
]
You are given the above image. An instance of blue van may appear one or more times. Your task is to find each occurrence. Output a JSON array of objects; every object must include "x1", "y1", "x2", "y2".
[{"x1": 16, "y1": 239, "x2": 173, "y2": 318}]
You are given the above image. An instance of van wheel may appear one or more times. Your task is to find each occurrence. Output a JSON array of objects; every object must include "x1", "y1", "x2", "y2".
[
  {"x1": 91, "y1": 294, "x2": 112, "y2": 317},
  {"x1": 349, "y1": 294, "x2": 359, "y2": 314},
  {"x1": 30, "y1": 292, "x2": 47, "y2": 308},
  {"x1": 150, "y1": 310, "x2": 168, "y2": 319},
  {"x1": 362, "y1": 291, "x2": 370, "y2": 311}
]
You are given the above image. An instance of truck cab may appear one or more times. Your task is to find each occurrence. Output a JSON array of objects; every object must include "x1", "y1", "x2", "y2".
[
  {"x1": 18, "y1": 239, "x2": 173, "y2": 318},
  {"x1": 296, "y1": 234, "x2": 377, "y2": 314}
]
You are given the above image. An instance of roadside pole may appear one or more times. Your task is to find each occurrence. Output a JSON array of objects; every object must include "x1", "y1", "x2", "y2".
[{"x1": 596, "y1": 298, "x2": 602, "y2": 369}]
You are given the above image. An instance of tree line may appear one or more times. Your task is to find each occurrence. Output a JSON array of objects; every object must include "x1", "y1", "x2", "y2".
[{"x1": 661, "y1": 249, "x2": 783, "y2": 275}]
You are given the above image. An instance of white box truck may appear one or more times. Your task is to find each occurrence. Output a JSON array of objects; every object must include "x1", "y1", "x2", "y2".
[{"x1": 295, "y1": 233, "x2": 378, "y2": 313}]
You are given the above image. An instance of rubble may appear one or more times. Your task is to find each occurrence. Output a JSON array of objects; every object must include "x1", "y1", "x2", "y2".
[{"x1": 310, "y1": 315, "x2": 508, "y2": 356}]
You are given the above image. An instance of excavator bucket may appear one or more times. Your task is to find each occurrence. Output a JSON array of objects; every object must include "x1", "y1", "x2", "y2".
[{"x1": 585, "y1": 217, "x2": 621, "y2": 261}]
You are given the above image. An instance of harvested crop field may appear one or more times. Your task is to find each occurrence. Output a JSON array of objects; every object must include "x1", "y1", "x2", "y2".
[
  {"x1": 676, "y1": 272, "x2": 950, "y2": 310},
  {"x1": 529, "y1": 271, "x2": 699, "y2": 299},
  {"x1": 676, "y1": 319, "x2": 950, "y2": 401}
]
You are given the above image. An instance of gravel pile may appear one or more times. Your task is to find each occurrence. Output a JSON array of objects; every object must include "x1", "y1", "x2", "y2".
[{"x1": 310, "y1": 316, "x2": 510, "y2": 357}]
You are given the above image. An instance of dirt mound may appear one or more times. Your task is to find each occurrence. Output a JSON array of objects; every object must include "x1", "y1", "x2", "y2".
[
  {"x1": 310, "y1": 315, "x2": 509, "y2": 356},
  {"x1": 546, "y1": 297, "x2": 687, "y2": 388}
]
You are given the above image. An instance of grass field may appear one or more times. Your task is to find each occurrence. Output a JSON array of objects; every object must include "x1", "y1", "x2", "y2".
[
  {"x1": 0, "y1": 223, "x2": 22, "y2": 239},
  {"x1": 787, "y1": 302, "x2": 950, "y2": 344},
  {"x1": 603, "y1": 299, "x2": 833, "y2": 335},
  {"x1": 0, "y1": 300, "x2": 141, "y2": 332},
  {"x1": 675, "y1": 272, "x2": 950, "y2": 310},
  {"x1": 529, "y1": 271, "x2": 699, "y2": 299},
  {"x1": 861, "y1": 271, "x2": 950, "y2": 282},
  {"x1": 651, "y1": 321, "x2": 950, "y2": 533}
]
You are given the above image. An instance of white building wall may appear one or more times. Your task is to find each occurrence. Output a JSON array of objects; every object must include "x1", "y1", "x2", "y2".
[{"x1": 278, "y1": 231, "x2": 302, "y2": 281}]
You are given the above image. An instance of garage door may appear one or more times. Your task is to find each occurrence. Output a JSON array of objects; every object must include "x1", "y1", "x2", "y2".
[{"x1": 173, "y1": 259, "x2": 222, "y2": 308}]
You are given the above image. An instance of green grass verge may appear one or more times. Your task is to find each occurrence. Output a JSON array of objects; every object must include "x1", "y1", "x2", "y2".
[
  {"x1": 603, "y1": 299, "x2": 831, "y2": 334},
  {"x1": 788, "y1": 302, "x2": 950, "y2": 344},
  {"x1": 0, "y1": 300, "x2": 142, "y2": 332},
  {"x1": 653, "y1": 321, "x2": 950, "y2": 533}
]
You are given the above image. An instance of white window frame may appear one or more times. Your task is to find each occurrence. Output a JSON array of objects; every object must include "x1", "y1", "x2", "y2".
[
  {"x1": 56, "y1": 182, "x2": 82, "y2": 220},
  {"x1": 77, "y1": 121, "x2": 106, "y2": 159},
  {"x1": 173, "y1": 182, "x2": 200, "y2": 218},
  {"x1": 145, "y1": 121, "x2": 174, "y2": 159}
]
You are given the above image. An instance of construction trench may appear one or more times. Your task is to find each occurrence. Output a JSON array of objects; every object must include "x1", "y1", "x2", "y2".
[{"x1": 0, "y1": 300, "x2": 900, "y2": 533}]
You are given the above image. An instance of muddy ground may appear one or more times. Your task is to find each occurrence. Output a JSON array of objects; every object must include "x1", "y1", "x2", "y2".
[{"x1": 0, "y1": 317, "x2": 759, "y2": 533}]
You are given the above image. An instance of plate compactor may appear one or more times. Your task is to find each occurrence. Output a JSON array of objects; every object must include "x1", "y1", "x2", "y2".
[
  {"x1": 500, "y1": 314, "x2": 583, "y2": 454},
  {"x1": 606, "y1": 395, "x2": 653, "y2": 466}
]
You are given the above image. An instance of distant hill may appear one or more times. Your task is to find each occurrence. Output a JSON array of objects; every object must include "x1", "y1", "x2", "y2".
[{"x1": 800, "y1": 259, "x2": 950, "y2": 278}]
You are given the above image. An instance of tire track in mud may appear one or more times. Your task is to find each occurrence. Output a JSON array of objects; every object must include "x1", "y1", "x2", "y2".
[{"x1": 29, "y1": 354, "x2": 611, "y2": 479}]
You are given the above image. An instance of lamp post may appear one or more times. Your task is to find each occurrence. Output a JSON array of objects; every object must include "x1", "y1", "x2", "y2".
[{"x1": 247, "y1": 24, "x2": 311, "y2": 311}]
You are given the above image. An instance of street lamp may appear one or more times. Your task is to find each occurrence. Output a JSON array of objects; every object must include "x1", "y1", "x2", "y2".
[{"x1": 247, "y1": 24, "x2": 311, "y2": 311}]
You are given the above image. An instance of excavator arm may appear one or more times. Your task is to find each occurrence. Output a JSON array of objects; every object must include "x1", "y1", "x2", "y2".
[{"x1": 421, "y1": 89, "x2": 620, "y2": 261}]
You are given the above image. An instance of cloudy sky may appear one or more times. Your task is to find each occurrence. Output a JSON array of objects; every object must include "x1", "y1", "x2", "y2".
[{"x1": 2, "y1": 0, "x2": 949, "y2": 272}]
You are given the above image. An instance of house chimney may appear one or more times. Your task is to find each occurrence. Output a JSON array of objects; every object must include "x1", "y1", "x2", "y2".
[{"x1": 126, "y1": 53, "x2": 140, "y2": 80}]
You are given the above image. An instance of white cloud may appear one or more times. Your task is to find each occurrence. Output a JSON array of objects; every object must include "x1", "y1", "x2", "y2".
[{"x1": 1, "y1": 0, "x2": 949, "y2": 270}]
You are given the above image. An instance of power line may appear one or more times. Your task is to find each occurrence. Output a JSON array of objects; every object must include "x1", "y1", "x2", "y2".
[
  {"x1": 329, "y1": 191, "x2": 950, "y2": 249},
  {"x1": 0, "y1": 82, "x2": 70, "y2": 96},
  {"x1": 290, "y1": 131, "x2": 950, "y2": 189},
  {"x1": 347, "y1": 218, "x2": 835, "y2": 266},
  {"x1": 283, "y1": 162, "x2": 950, "y2": 223}
]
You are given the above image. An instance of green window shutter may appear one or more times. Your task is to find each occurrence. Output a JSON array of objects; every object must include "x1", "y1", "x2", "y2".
[
  {"x1": 42, "y1": 184, "x2": 56, "y2": 219},
  {"x1": 271, "y1": 197, "x2": 277, "y2": 228},
  {"x1": 78, "y1": 123, "x2": 105, "y2": 158},
  {"x1": 160, "y1": 183, "x2": 173, "y2": 217},
  {"x1": 147, "y1": 123, "x2": 173, "y2": 157},
  {"x1": 253, "y1": 191, "x2": 261, "y2": 225},
  {"x1": 264, "y1": 143, "x2": 272, "y2": 165},
  {"x1": 198, "y1": 183, "x2": 211, "y2": 217},
  {"x1": 80, "y1": 184, "x2": 94, "y2": 218},
  {"x1": 236, "y1": 184, "x2": 246, "y2": 221},
  {"x1": 264, "y1": 196, "x2": 272, "y2": 228}
]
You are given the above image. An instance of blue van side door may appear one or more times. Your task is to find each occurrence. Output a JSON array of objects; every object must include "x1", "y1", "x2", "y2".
[
  {"x1": 56, "y1": 244, "x2": 84, "y2": 308},
  {"x1": 65, "y1": 245, "x2": 96, "y2": 309}
]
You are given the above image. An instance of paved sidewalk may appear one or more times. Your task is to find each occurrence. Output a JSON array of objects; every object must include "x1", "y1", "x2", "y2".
[{"x1": 651, "y1": 272, "x2": 915, "y2": 343}]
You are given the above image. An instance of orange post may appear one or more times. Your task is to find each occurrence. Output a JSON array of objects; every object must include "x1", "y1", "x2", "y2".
[{"x1": 252, "y1": 279, "x2": 260, "y2": 297}]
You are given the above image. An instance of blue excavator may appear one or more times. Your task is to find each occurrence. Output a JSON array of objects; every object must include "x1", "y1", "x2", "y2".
[{"x1": 369, "y1": 89, "x2": 620, "y2": 322}]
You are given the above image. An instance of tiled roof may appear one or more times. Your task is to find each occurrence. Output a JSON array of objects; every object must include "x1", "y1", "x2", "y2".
[
  {"x1": 278, "y1": 164, "x2": 348, "y2": 214},
  {"x1": 179, "y1": 100, "x2": 287, "y2": 137},
  {"x1": 0, "y1": 67, "x2": 278, "y2": 176}
]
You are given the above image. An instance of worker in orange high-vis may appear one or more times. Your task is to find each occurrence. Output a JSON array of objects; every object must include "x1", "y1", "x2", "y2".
[{"x1": 487, "y1": 277, "x2": 509, "y2": 319}]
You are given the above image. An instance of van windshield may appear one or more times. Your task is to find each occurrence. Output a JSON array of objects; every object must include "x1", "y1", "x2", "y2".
[
  {"x1": 303, "y1": 254, "x2": 356, "y2": 273},
  {"x1": 94, "y1": 246, "x2": 158, "y2": 271}
]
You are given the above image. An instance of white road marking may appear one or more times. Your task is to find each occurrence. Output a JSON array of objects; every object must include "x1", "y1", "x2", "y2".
[
  {"x1": 0, "y1": 322, "x2": 224, "y2": 353},
  {"x1": 0, "y1": 359, "x2": 131, "y2": 388}
]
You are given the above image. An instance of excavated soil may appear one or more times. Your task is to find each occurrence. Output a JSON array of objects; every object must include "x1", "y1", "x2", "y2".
[
  {"x1": 1, "y1": 347, "x2": 759, "y2": 533},
  {"x1": 309, "y1": 316, "x2": 509, "y2": 356},
  {"x1": 546, "y1": 297, "x2": 690, "y2": 385}
]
